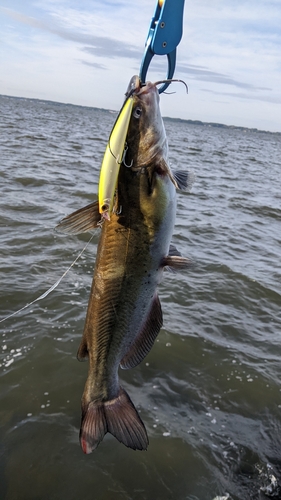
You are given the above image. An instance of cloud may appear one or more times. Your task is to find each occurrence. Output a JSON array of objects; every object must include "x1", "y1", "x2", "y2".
[
  {"x1": 176, "y1": 63, "x2": 272, "y2": 91},
  {"x1": 80, "y1": 60, "x2": 107, "y2": 70},
  {"x1": 81, "y1": 43, "x2": 141, "y2": 61},
  {"x1": 1, "y1": 7, "x2": 47, "y2": 31},
  {"x1": 202, "y1": 88, "x2": 281, "y2": 105},
  {"x1": 1, "y1": 5, "x2": 276, "y2": 92},
  {"x1": 148, "y1": 58, "x2": 272, "y2": 92},
  {"x1": 1, "y1": 7, "x2": 142, "y2": 61},
  {"x1": 1, "y1": 1, "x2": 280, "y2": 132}
]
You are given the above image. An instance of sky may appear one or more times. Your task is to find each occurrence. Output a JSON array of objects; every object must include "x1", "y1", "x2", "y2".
[{"x1": 0, "y1": 0, "x2": 280, "y2": 132}]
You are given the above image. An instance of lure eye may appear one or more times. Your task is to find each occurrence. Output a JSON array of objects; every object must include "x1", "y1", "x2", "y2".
[{"x1": 133, "y1": 107, "x2": 142, "y2": 119}]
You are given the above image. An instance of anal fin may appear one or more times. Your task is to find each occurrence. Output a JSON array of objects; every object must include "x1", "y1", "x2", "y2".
[
  {"x1": 55, "y1": 200, "x2": 101, "y2": 234},
  {"x1": 120, "y1": 294, "x2": 163, "y2": 370}
]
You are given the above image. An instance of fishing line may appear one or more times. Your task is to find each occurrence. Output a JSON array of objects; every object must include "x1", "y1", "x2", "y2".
[{"x1": 0, "y1": 235, "x2": 94, "y2": 324}]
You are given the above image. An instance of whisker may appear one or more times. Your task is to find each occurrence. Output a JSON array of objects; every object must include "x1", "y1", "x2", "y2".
[{"x1": 154, "y1": 79, "x2": 188, "y2": 93}]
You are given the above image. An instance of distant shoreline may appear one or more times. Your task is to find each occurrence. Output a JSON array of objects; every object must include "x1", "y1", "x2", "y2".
[
  {"x1": 1, "y1": 93, "x2": 279, "y2": 136},
  {"x1": 163, "y1": 116, "x2": 281, "y2": 136}
]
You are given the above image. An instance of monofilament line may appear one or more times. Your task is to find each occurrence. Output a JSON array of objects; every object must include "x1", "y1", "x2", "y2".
[{"x1": 0, "y1": 235, "x2": 94, "y2": 323}]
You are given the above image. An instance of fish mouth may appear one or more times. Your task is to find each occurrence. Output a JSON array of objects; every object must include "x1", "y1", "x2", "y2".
[{"x1": 125, "y1": 76, "x2": 188, "y2": 98}]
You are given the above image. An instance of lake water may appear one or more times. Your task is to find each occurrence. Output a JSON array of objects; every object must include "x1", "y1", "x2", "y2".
[{"x1": 0, "y1": 93, "x2": 281, "y2": 500}]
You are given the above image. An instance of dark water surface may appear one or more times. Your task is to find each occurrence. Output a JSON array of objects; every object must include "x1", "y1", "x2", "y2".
[{"x1": 1, "y1": 94, "x2": 281, "y2": 500}]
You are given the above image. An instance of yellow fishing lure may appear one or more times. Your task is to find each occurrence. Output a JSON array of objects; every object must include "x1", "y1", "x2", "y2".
[{"x1": 98, "y1": 96, "x2": 134, "y2": 219}]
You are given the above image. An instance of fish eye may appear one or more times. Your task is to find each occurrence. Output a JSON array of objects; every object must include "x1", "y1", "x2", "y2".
[{"x1": 133, "y1": 107, "x2": 142, "y2": 119}]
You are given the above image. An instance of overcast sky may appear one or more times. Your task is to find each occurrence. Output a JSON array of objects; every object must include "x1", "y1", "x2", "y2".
[{"x1": 0, "y1": 0, "x2": 280, "y2": 132}]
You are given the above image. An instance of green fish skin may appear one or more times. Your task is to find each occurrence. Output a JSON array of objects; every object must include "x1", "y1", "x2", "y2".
[{"x1": 56, "y1": 76, "x2": 193, "y2": 453}]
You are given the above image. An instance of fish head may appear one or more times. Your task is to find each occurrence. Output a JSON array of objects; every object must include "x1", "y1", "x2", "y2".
[
  {"x1": 125, "y1": 76, "x2": 168, "y2": 168},
  {"x1": 116, "y1": 76, "x2": 178, "y2": 233}
]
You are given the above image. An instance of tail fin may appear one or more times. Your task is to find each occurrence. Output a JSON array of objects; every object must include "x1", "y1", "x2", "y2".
[{"x1": 80, "y1": 386, "x2": 148, "y2": 453}]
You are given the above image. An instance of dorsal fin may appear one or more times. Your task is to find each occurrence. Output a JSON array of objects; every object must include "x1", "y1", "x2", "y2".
[
  {"x1": 55, "y1": 200, "x2": 101, "y2": 234},
  {"x1": 120, "y1": 294, "x2": 163, "y2": 370}
]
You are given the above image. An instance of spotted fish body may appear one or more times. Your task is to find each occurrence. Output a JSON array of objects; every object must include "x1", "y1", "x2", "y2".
[{"x1": 56, "y1": 76, "x2": 192, "y2": 453}]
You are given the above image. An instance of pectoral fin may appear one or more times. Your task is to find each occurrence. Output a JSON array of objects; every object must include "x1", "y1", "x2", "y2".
[
  {"x1": 162, "y1": 244, "x2": 193, "y2": 272},
  {"x1": 172, "y1": 170, "x2": 195, "y2": 191},
  {"x1": 120, "y1": 294, "x2": 163, "y2": 370},
  {"x1": 156, "y1": 159, "x2": 195, "y2": 192},
  {"x1": 55, "y1": 201, "x2": 101, "y2": 234}
]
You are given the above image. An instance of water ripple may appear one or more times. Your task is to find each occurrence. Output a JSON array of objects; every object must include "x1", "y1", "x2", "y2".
[{"x1": 1, "y1": 95, "x2": 281, "y2": 500}]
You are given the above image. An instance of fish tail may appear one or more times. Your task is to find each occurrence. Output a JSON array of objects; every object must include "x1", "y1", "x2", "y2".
[{"x1": 80, "y1": 386, "x2": 148, "y2": 453}]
